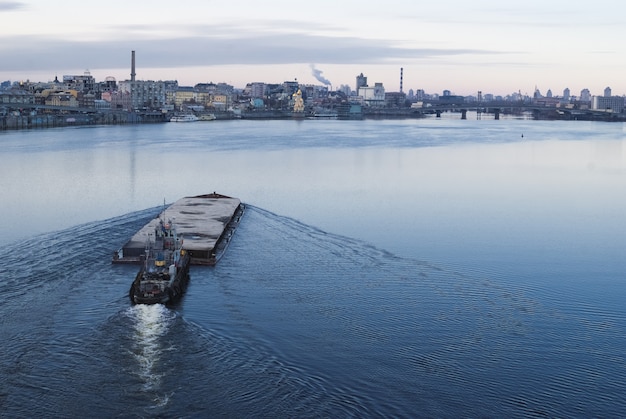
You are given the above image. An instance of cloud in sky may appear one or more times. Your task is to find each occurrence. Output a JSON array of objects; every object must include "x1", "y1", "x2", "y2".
[
  {"x1": 2, "y1": 1, "x2": 625, "y2": 94},
  {"x1": 0, "y1": 27, "x2": 501, "y2": 72},
  {"x1": 0, "y1": 1, "x2": 24, "y2": 11}
]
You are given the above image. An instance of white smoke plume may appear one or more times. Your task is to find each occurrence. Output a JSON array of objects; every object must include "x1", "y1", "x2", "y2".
[{"x1": 310, "y1": 64, "x2": 331, "y2": 86}]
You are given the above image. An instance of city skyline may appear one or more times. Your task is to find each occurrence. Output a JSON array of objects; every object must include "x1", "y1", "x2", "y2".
[{"x1": 1, "y1": 1, "x2": 625, "y2": 96}]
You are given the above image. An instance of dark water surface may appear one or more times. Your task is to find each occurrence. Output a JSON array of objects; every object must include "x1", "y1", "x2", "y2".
[{"x1": 1, "y1": 118, "x2": 625, "y2": 417}]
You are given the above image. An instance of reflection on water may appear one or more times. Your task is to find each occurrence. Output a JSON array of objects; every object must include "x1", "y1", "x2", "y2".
[
  {"x1": 128, "y1": 304, "x2": 174, "y2": 395},
  {"x1": 0, "y1": 121, "x2": 625, "y2": 269}
]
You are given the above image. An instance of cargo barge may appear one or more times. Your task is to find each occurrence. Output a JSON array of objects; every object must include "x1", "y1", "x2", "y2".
[
  {"x1": 113, "y1": 193, "x2": 243, "y2": 266},
  {"x1": 113, "y1": 193, "x2": 244, "y2": 304}
]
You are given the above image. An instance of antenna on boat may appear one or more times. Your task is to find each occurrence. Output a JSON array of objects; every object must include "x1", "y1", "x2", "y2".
[{"x1": 145, "y1": 232, "x2": 153, "y2": 269}]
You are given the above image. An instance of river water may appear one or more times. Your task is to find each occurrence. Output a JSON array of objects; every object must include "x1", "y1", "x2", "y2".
[{"x1": 1, "y1": 116, "x2": 625, "y2": 417}]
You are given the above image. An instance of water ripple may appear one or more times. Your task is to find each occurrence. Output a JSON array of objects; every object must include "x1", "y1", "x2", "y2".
[{"x1": 1, "y1": 205, "x2": 625, "y2": 417}]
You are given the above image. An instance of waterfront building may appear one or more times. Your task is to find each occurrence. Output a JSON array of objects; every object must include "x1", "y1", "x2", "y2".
[
  {"x1": 117, "y1": 50, "x2": 165, "y2": 110},
  {"x1": 163, "y1": 80, "x2": 177, "y2": 92},
  {"x1": 108, "y1": 90, "x2": 131, "y2": 110},
  {"x1": 356, "y1": 73, "x2": 367, "y2": 94},
  {"x1": 195, "y1": 83, "x2": 217, "y2": 94},
  {"x1": 604, "y1": 86, "x2": 612, "y2": 97},
  {"x1": 359, "y1": 83, "x2": 385, "y2": 107},
  {"x1": 592, "y1": 95, "x2": 625, "y2": 113},
  {"x1": 338, "y1": 84, "x2": 352, "y2": 96},
  {"x1": 63, "y1": 72, "x2": 95, "y2": 94},
  {"x1": 94, "y1": 99, "x2": 110, "y2": 110},
  {"x1": 78, "y1": 92, "x2": 95, "y2": 108},
  {"x1": 99, "y1": 77, "x2": 117, "y2": 96},
  {"x1": 245, "y1": 82, "x2": 267, "y2": 99},
  {"x1": 215, "y1": 83, "x2": 234, "y2": 95},
  {"x1": 300, "y1": 84, "x2": 329, "y2": 100},
  {"x1": 439, "y1": 94, "x2": 465, "y2": 105},
  {"x1": 173, "y1": 86, "x2": 197, "y2": 108},
  {"x1": 211, "y1": 93, "x2": 230, "y2": 110},
  {"x1": 580, "y1": 88, "x2": 591, "y2": 102},
  {"x1": 169, "y1": 86, "x2": 226, "y2": 111},
  {"x1": 385, "y1": 91, "x2": 407, "y2": 108},
  {"x1": 300, "y1": 84, "x2": 315, "y2": 101},
  {"x1": 563, "y1": 88, "x2": 570, "y2": 101},
  {"x1": 117, "y1": 79, "x2": 166, "y2": 110},
  {"x1": 534, "y1": 96, "x2": 561, "y2": 107},
  {"x1": 0, "y1": 89, "x2": 35, "y2": 106},
  {"x1": 282, "y1": 81, "x2": 299, "y2": 96},
  {"x1": 45, "y1": 91, "x2": 79, "y2": 107},
  {"x1": 250, "y1": 98, "x2": 264, "y2": 109},
  {"x1": 62, "y1": 72, "x2": 97, "y2": 106}
]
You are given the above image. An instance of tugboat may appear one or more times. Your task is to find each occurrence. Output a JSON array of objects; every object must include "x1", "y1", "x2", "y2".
[{"x1": 128, "y1": 216, "x2": 190, "y2": 305}]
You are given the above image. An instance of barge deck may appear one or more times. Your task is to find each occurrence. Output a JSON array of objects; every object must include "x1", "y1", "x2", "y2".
[{"x1": 113, "y1": 193, "x2": 243, "y2": 266}]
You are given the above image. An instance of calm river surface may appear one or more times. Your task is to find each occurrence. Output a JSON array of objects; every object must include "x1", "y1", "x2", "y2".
[{"x1": 1, "y1": 116, "x2": 625, "y2": 417}]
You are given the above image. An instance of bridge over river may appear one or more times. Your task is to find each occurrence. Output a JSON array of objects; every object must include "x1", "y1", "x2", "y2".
[{"x1": 420, "y1": 102, "x2": 626, "y2": 121}]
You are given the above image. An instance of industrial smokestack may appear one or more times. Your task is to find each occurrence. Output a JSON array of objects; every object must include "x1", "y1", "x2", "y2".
[
  {"x1": 131, "y1": 50, "x2": 136, "y2": 82},
  {"x1": 400, "y1": 67, "x2": 403, "y2": 93}
]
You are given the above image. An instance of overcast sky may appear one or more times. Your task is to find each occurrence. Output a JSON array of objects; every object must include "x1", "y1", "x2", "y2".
[{"x1": 1, "y1": 0, "x2": 625, "y2": 96}]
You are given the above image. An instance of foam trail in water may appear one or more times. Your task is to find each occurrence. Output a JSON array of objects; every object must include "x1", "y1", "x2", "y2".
[{"x1": 128, "y1": 304, "x2": 174, "y2": 393}]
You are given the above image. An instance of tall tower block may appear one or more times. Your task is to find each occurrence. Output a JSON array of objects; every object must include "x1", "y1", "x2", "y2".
[{"x1": 131, "y1": 50, "x2": 136, "y2": 82}]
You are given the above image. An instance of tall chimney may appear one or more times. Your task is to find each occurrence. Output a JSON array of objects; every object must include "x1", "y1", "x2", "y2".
[
  {"x1": 131, "y1": 50, "x2": 136, "y2": 82},
  {"x1": 400, "y1": 67, "x2": 403, "y2": 93}
]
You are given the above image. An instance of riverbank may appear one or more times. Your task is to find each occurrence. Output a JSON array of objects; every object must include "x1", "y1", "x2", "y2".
[
  {"x1": 0, "y1": 110, "x2": 165, "y2": 130},
  {"x1": 2, "y1": 106, "x2": 625, "y2": 131}
]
